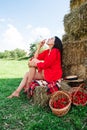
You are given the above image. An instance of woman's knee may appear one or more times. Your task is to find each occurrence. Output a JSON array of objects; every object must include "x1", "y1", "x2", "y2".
[{"x1": 25, "y1": 72, "x2": 29, "y2": 77}]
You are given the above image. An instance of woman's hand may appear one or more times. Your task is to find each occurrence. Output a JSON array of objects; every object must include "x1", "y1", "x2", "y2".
[
  {"x1": 38, "y1": 39, "x2": 46, "y2": 49},
  {"x1": 34, "y1": 39, "x2": 46, "y2": 58},
  {"x1": 28, "y1": 60, "x2": 36, "y2": 67},
  {"x1": 28, "y1": 58, "x2": 40, "y2": 67}
]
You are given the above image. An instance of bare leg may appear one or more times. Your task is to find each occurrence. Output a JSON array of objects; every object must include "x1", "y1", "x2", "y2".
[
  {"x1": 24, "y1": 67, "x2": 36, "y2": 92},
  {"x1": 7, "y1": 67, "x2": 36, "y2": 98},
  {"x1": 27, "y1": 70, "x2": 44, "y2": 97}
]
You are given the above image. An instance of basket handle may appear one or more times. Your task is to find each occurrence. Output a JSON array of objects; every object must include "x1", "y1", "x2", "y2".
[{"x1": 72, "y1": 83, "x2": 85, "y2": 97}]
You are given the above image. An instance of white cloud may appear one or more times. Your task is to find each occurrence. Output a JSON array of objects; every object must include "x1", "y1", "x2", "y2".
[
  {"x1": 24, "y1": 26, "x2": 51, "y2": 45},
  {"x1": 24, "y1": 26, "x2": 51, "y2": 51},
  {"x1": 0, "y1": 18, "x2": 5, "y2": 22},
  {"x1": 1, "y1": 24, "x2": 25, "y2": 51},
  {"x1": 31, "y1": 27, "x2": 51, "y2": 40},
  {"x1": 0, "y1": 23, "x2": 51, "y2": 52},
  {"x1": 26, "y1": 24, "x2": 32, "y2": 29}
]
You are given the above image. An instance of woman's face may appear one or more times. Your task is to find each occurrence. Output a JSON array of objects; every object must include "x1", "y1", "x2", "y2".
[{"x1": 46, "y1": 37, "x2": 55, "y2": 48}]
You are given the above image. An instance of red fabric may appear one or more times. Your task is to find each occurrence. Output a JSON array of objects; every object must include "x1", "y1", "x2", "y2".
[
  {"x1": 37, "y1": 48, "x2": 62, "y2": 82},
  {"x1": 47, "y1": 81, "x2": 59, "y2": 94},
  {"x1": 27, "y1": 80, "x2": 59, "y2": 97}
]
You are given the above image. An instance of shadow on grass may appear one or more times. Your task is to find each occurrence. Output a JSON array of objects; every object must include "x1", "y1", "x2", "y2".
[
  {"x1": 0, "y1": 77, "x2": 22, "y2": 89},
  {"x1": 18, "y1": 56, "x2": 29, "y2": 60},
  {"x1": 0, "y1": 78, "x2": 26, "y2": 98}
]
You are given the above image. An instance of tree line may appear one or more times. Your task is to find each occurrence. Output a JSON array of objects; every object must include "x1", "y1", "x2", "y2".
[
  {"x1": 0, "y1": 48, "x2": 27, "y2": 59},
  {"x1": 0, "y1": 40, "x2": 46, "y2": 60}
]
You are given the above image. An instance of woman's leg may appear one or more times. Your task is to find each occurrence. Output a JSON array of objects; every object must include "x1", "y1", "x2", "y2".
[
  {"x1": 24, "y1": 67, "x2": 36, "y2": 92},
  {"x1": 33, "y1": 70, "x2": 44, "y2": 80},
  {"x1": 7, "y1": 67, "x2": 36, "y2": 98},
  {"x1": 27, "y1": 70, "x2": 44, "y2": 96}
]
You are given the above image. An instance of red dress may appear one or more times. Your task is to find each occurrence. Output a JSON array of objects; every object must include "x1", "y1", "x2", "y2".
[{"x1": 37, "y1": 48, "x2": 62, "y2": 82}]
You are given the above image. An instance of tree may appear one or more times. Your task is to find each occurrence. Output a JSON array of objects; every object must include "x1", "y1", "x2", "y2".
[
  {"x1": 3, "y1": 50, "x2": 11, "y2": 59},
  {"x1": 10, "y1": 50, "x2": 18, "y2": 59},
  {"x1": 0, "y1": 52, "x2": 4, "y2": 58},
  {"x1": 29, "y1": 41, "x2": 46, "y2": 58},
  {"x1": 0, "y1": 49, "x2": 27, "y2": 59},
  {"x1": 14, "y1": 48, "x2": 27, "y2": 58},
  {"x1": 29, "y1": 43, "x2": 37, "y2": 58}
]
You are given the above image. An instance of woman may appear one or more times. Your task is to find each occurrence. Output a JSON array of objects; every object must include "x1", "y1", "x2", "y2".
[{"x1": 8, "y1": 36, "x2": 63, "y2": 98}]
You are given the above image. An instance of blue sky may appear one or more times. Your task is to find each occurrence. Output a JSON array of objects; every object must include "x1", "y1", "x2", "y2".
[{"x1": 0, "y1": 0, "x2": 70, "y2": 52}]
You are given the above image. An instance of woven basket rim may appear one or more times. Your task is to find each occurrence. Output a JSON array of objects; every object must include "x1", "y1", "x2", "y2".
[
  {"x1": 51, "y1": 90, "x2": 71, "y2": 97},
  {"x1": 49, "y1": 90, "x2": 71, "y2": 111},
  {"x1": 69, "y1": 87, "x2": 87, "y2": 95},
  {"x1": 49, "y1": 99, "x2": 71, "y2": 111},
  {"x1": 69, "y1": 87, "x2": 87, "y2": 106}
]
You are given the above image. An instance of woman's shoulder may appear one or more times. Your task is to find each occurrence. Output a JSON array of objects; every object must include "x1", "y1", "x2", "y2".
[
  {"x1": 43, "y1": 49, "x2": 49, "y2": 53},
  {"x1": 52, "y1": 48, "x2": 60, "y2": 53}
]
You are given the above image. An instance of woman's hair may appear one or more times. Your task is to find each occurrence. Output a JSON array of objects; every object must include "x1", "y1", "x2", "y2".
[{"x1": 52, "y1": 36, "x2": 63, "y2": 55}]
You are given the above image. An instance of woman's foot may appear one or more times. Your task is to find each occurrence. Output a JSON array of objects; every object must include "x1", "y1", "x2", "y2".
[{"x1": 7, "y1": 90, "x2": 19, "y2": 98}]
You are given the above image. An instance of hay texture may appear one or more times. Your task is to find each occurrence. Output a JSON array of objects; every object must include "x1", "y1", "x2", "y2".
[
  {"x1": 62, "y1": 0, "x2": 87, "y2": 82},
  {"x1": 60, "y1": 81, "x2": 71, "y2": 91},
  {"x1": 33, "y1": 86, "x2": 51, "y2": 107},
  {"x1": 62, "y1": 40, "x2": 87, "y2": 81},
  {"x1": 70, "y1": 0, "x2": 87, "y2": 10},
  {"x1": 63, "y1": 2, "x2": 87, "y2": 42}
]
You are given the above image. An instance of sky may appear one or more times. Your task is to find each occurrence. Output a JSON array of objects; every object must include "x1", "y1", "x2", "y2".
[{"x1": 0, "y1": 0, "x2": 70, "y2": 52}]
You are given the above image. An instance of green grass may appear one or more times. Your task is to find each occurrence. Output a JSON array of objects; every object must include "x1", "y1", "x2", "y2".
[{"x1": 0, "y1": 59, "x2": 87, "y2": 130}]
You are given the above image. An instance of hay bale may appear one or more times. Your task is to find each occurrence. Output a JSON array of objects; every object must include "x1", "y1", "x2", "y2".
[
  {"x1": 62, "y1": 34, "x2": 70, "y2": 42},
  {"x1": 60, "y1": 80, "x2": 71, "y2": 91},
  {"x1": 33, "y1": 86, "x2": 51, "y2": 107},
  {"x1": 62, "y1": 0, "x2": 87, "y2": 83},
  {"x1": 62, "y1": 40, "x2": 87, "y2": 81},
  {"x1": 63, "y1": 2, "x2": 87, "y2": 42},
  {"x1": 70, "y1": 0, "x2": 86, "y2": 10},
  {"x1": 60, "y1": 80, "x2": 84, "y2": 89},
  {"x1": 63, "y1": 40, "x2": 87, "y2": 66},
  {"x1": 63, "y1": 64, "x2": 87, "y2": 80},
  {"x1": 33, "y1": 82, "x2": 71, "y2": 106}
]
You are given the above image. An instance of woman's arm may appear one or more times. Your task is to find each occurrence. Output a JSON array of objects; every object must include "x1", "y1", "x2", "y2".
[
  {"x1": 28, "y1": 40, "x2": 45, "y2": 67},
  {"x1": 34, "y1": 39, "x2": 45, "y2": 58},
  {"x1": 37, "y1": 49, "x2": 60, "y2": 70},
  {"x1": 28, "y1": 58, "x2": 43, "y2": 67}
]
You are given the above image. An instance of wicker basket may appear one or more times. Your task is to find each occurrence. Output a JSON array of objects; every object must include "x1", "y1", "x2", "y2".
[
  {"x1": 49, "y1": 91, "x2": 71, "y2": 117},
  {"x1": 69, "y1": 85, "x2": 87, "y2": 106}
]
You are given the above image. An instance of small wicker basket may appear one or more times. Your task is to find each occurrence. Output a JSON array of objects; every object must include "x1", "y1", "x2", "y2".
[
  {"x1": 69, "y1": 84, "x2": 87, "y2": 106},
  {"x1": 49, "y1": 91, "x2": 71, "y2": 117}
]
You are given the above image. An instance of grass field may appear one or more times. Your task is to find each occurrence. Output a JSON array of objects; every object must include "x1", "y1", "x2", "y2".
[{"x1": 0, "y1": 59, "x2": 87, "y2": 130}]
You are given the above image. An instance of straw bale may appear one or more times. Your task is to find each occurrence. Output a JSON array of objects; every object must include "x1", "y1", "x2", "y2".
[
  {"x1": 62, "y1": 34, "x2": 69, "y2": 42},
  {"x1": 63, "y1": 64, "x2": 87, "y2": 80},
  {"x1": 62, "y1": 0, "x2": 87, "y2": 82},
  {"x1": 63, "y1": 40, "x2": 87, "y2": 65},
  {"x1": 33, "y1": 83, "x2": 71, "y2": 106},
  {"x1": 62, "y1": 40, "x2": 87, "y2": 81},
  {"x1": 63, "y1": 2, "x2": 87, "y2": 42},
  {"x1": 60, "y1": 81, "x2": 71, "y2": 92},
  {"x1": 33, "y1": 86, "x2": 51, "y2": 107},
  {"x1": 70, "y1": 0, "x2": 87, "y2": 10}
]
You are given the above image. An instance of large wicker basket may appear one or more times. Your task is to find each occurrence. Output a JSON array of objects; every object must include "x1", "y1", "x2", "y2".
[
  {"x1": 49, "y1": 91, "x2": 71, "y2": 117},
  {"x1": 69, "y1": 85, "x2": 87, "y2": 106}
]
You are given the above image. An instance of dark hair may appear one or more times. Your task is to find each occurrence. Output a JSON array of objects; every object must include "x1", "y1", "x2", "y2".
[
  {"x1": 52, "y1": 36, "x2": 63, "y2": 64},
  {"x1": 52, "y1": 36, "x2": 63, "y2": 54}
]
